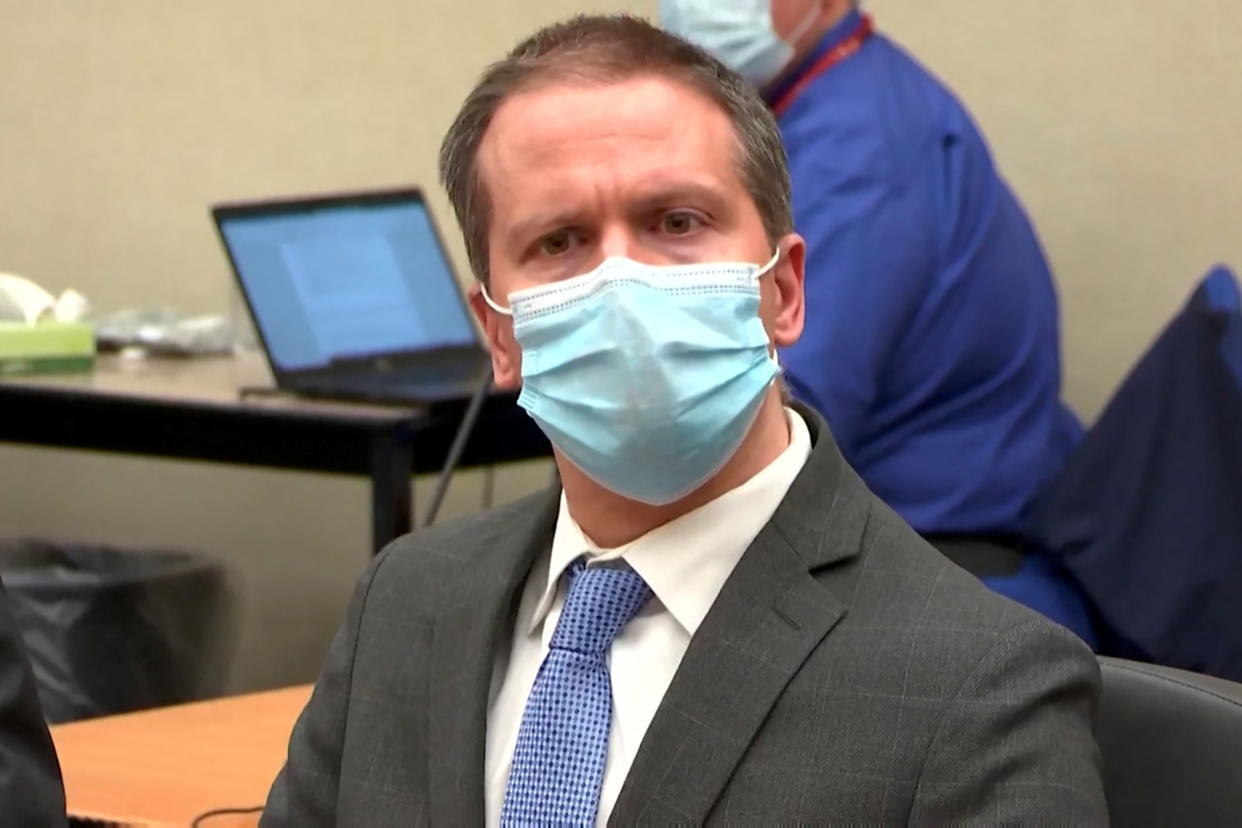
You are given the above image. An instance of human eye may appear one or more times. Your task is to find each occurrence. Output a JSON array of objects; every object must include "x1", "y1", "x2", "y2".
[
  {"x1": 656, "y1": 209, "x2": 706, "y2": 236},
  {"x1": 537, "y1": 229, "x2": 583, "y2": 257}
]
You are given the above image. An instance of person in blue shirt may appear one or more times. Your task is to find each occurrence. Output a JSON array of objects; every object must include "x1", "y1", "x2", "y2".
[
  {"x1": 662, "y1": 0, "x2": 1083, "y2": 543},
  {"x1": 664, "y1": 1, "x2": 1097, "y2": 642}
]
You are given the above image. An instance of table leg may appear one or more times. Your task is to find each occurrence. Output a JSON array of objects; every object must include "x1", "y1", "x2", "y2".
[{"x1": 369, "y1": 432, "x2": 413, "y2": 555}]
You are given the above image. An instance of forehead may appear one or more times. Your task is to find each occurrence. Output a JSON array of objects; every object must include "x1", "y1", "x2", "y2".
[{"x1": 476, "y1": 74, "x2": 745, "y2": 215}]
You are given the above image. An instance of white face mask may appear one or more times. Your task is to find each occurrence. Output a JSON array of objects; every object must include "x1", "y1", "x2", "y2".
[{"x1": 660, "y1": 0, "x2": 822, "y2": 88}]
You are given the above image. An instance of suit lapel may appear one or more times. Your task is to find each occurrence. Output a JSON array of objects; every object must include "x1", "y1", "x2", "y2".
[
  {"x1": 426, "y1": 486, "x2": 560, "y2": 826},
  {"x1": 610, "y1": 405, "x2": 873, "y2": 825}
]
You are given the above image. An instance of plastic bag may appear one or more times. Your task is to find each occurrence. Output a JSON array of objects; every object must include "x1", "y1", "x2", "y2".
[
  {"x1": 0, "y1": 540, "x2": 237, "y2": 722},
  {"x1": 94, "y1": 308, "x2": 237, "y2": 356}
]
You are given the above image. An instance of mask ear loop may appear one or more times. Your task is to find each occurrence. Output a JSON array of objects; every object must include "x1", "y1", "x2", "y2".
[
  {"x1": 479, "y1": 284, "x2": 514, "y2": 316},
  {"x1": 784, "y1": 1, "x2": 824, "y2": 47},
  {"x1": 755, "y1": 248, "x2": 782, "y2": 278},
  {"x1": 753, "y1": 248, "x2": 785, "y2": 370}
]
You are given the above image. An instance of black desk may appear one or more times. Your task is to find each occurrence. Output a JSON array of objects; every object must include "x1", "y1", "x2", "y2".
[{"x1": 0, "y1": 354, "x2": 550, "y2": 554}]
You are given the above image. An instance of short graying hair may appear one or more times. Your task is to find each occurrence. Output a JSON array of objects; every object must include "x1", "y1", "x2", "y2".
[{"x1": 438, "y1": 14, "x2": 793, "y2": 286}]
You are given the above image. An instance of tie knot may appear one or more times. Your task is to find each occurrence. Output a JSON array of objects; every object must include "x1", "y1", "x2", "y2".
[{"x1": 549, "y1": 558, "x2": 651, "y2": 656}]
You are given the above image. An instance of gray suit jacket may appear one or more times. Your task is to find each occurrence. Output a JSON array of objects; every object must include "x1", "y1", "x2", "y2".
[
  {"x1": 264, "y1": 406, "x2": 1107, "y2": 825},
  {"x1": 0, "y1": 578, "x2": 65, "y2": 827}
]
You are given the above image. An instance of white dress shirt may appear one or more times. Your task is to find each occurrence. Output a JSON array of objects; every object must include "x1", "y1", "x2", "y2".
[{"x1": 485, "y1": 407, "x2": 812, "y2": 827}]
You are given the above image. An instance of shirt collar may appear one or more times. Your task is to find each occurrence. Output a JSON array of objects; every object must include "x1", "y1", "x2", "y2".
[
  {"x1": 531, "y1": 407, "x2": 813, "y2": 637},
  {"x1": 764, "y1": 6, "x2": 866, "y2": 107}
]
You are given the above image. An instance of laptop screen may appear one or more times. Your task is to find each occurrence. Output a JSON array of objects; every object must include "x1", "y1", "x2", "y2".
[{"x1": 217, "y1": 192, "x2": 477, "y2": 372}]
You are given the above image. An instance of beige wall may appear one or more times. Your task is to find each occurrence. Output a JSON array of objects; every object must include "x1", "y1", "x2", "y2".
[{"x1": 1, "y1": 0, "x2": 1239, "y2": 692}]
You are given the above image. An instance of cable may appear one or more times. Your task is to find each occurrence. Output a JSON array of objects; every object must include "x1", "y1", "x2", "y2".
[
  {"x1": 190, "y1": 806, "x2": 264, "y2": 826},
  {"x1": 423, "y1": 365, "x2": 493, "y2": 528},
  {"x1": 482, "y1": 464, "x2": 496, "y2": 510}
]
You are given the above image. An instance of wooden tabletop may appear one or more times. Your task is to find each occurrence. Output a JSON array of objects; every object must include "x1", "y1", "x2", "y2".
[
  {"x1": 1, "y1": 351, "x2": 416, "y2": 420},
  {"x1": 50, "y1": 685, "x2": 311, "y2": 827}
]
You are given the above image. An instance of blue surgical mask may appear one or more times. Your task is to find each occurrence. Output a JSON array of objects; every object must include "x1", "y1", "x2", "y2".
[
  {"x1": 482, "y1": 253, "x2": 781, "y2": 505},
  {"x1": 661, "y1": 0, "x2": 822, "y2": 88}
]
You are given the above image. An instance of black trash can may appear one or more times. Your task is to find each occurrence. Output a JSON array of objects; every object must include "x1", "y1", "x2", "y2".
[{"x1": 0, "y1": 539, "x2": 237, "y2": 723}]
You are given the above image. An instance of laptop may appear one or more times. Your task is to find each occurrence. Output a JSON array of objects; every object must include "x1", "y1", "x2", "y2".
[{"x1": 212, "y1": 187, "x2": 490, "y2": 406}]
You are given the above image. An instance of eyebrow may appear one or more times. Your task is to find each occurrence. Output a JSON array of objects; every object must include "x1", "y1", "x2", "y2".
[
  {"x1": 626, "y1": 180, "x2": 731, "y2": 216},
  {"x1": 505, "y1": 208, "x2": 588, "y2": 256},
  {"x1": 503, "y1": 178, "x2": 733, "y2": 254}
]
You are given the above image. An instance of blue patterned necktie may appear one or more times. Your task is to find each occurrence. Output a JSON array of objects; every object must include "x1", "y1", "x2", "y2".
[{"x1": 501, "y1": 558, "x2": 652, "y2": 826}]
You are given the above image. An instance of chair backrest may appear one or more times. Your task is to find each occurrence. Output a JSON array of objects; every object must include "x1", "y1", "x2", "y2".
[
  {"x1": 1097, "y1": 657, "x2": 1242, "y2": 825},
  {"x1": 1032, "y1": 266, "x2": 1242, "y2": 680}
]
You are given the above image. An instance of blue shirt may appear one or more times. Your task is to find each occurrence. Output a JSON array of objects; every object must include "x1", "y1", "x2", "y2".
[{"x1": 770, "y1": 10, "x2": 1083, "y2": 536}]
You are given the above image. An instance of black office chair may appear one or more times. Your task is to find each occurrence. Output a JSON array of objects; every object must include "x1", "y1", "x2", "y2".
[{"x1": 1097, "y1": 656, "x2": 1242, "y2": 825}]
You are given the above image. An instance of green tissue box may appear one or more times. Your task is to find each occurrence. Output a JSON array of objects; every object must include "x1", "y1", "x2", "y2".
[{"x1": 0, "y1": 321, "x2": 96, "y2": 375}]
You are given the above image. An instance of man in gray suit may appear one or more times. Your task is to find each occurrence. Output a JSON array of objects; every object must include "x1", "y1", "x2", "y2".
[{"x1": 264, "y1": 14, "x2": 1106, "y2": 826}]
